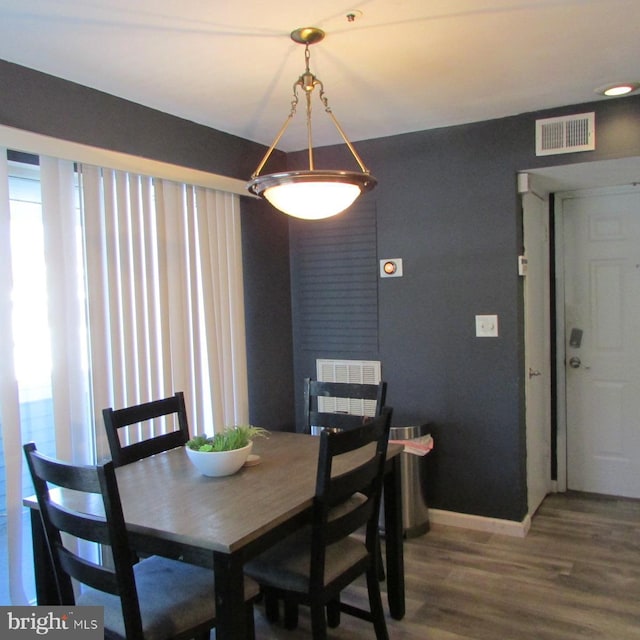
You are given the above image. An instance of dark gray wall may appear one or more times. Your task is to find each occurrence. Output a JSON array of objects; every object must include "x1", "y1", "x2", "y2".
[
  {"x1": 0, "y1": 59, "x2": 261, "y2": 180},
  {"x1": 289, "y1": 95, "x2": 640, "y2": 521},
  {"x1": 241, "y1": 197, "x2": 295, "y2": 431}
]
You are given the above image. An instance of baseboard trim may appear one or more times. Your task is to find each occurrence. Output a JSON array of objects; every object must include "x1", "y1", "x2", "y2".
[{"x1": 429, "y1": 508, "x2": 531, "y2": 538}]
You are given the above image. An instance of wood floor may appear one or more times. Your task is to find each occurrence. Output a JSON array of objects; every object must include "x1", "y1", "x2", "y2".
[{"x1": 249, "y1": 492, "x2": 640, "y2": 640}]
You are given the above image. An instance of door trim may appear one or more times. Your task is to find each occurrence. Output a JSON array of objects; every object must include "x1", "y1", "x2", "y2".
[
  {"x1": 520, "y1": 177, "x2": 553, "y2": 515},
  {"x1": 554, "y1": 197, "x2": 568, "y2": 492}
]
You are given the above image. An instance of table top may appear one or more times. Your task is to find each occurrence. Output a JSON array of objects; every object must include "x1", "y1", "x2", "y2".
[
  {"x1": 25, "y1": 431, "x2": 402, "y2": 558},
  {"x1": 117, "y1": 431, "x2": 323, "y2": 554}
]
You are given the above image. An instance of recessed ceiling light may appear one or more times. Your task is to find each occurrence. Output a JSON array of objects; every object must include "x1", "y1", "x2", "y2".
[{"x1": 595, "y1": 82, "x2": 640, "y2": 97}]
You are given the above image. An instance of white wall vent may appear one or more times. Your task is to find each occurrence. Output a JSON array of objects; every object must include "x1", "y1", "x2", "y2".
[
  {"x1": 316, "y1": 359, "x2": 381, "y2": 416},
  {"x1": 535, "y1": 112, "x2": 595, "y2": 156}
]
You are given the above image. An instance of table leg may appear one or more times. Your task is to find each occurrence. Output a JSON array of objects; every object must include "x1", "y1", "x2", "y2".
[
  {"x1": 383, "y1": 455, "x2": 405, "y2": 619},
  {"x1": 29, "y1": 508, "x2": 59, "y2": 605},
  {"x1": 213, "y1": 551, "x2": 250, "y2": 640}
]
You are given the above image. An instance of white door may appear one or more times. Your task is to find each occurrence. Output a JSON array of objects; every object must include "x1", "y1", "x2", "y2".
[
  {"x1": 561, "y1": 186, "x2": 640, "y2": 498},
  {"x1": 522, "y1": 184, "x2": 552, "y2": 515}
]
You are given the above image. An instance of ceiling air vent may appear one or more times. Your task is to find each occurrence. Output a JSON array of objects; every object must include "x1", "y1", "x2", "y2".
[{"x1": 535, "y1": 112, "x2": 595, "y2": 156}]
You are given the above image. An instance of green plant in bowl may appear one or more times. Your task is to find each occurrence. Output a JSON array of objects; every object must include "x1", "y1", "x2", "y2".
[{"x1": 186, "y1": 425, "x2": 268, "y2": 452}]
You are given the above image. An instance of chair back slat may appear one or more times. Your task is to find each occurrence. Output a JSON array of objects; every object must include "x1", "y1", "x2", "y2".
[
  {"x1": 103, "y1": 391, "x2": 190, "y2": 467},
  {"x1": 303, "y1": 378, "x2": 387, "y2": 434},
  {"x1": 307, "y1": 381, "x2": 385, "y2": 401},
  {"x1": 57, "y1": 546, "x2": 121, "y2": 595},
  {"x1": 47, "y1": 503, "x2": 111, "y2": 546}
]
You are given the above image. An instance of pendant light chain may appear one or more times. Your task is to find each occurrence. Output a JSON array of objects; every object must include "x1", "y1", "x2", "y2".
[{"x1": 304, "y1": 44, "x2": 316, "y2": 170}]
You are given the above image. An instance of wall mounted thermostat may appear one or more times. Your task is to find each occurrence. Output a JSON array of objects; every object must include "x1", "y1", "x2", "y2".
[{"x1": 380, "y1": 258, "x2": 403, "y2": 278}]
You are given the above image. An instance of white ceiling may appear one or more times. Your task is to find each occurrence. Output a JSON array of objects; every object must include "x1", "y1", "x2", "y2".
[{"x1": 1, "y1": 0, "x2": 639, "y2": 157}]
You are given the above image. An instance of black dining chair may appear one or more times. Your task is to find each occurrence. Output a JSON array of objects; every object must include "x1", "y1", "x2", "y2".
[
  {"x1": 303, "y1": 377, "x2": 388, "y2": 582},
  {"x1": 103, "y1": 392, "x2": 190, "y2": 467},
  {"x1": 23, "y1": 441, "x2": 259, "y2": 640},
  {"x1": 302, "y1": 378, "x2": 387, "y2": 435},
  {"x1": 245, "y1": 407, "x2": 393, "y2": 640}
]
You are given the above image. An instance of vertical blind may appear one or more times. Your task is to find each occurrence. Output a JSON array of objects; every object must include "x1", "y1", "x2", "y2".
[{"x1": 80, "y1": 165, "x2": 249, "y2": 458}]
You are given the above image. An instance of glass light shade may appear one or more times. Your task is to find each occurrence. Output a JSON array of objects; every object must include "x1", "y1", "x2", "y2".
[
  {"x1": 265, "y1": 182, "x2": 360, "y2": 219},
  {"x1": 247, "y1": 170, "x2": 377, "y2": 220}
]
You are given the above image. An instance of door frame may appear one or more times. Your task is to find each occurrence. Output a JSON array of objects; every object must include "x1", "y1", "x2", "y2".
[
  {"x1": 553, "y1": 195, "x2": 568, "y2": 492},
  {"x1": 520, "y1": 174, "x2": 553, "y2": 514}
]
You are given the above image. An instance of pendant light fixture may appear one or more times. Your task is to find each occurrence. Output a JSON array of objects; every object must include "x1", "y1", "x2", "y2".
[{"x1": 247, "y1": 27, "x2": 377, "y2": 220}]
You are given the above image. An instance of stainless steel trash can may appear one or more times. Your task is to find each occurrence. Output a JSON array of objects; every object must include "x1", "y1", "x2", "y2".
[{"x1": 381, "y1": 424, "x2": 431, "y2": 538}]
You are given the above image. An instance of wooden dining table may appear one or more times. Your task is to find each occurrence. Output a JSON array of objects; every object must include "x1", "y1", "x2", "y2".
[{"x1": 25, "y1": 431, "x2": 405, "y2": 640}]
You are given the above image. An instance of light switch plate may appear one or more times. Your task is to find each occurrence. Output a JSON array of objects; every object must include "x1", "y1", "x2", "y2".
[{"x1": 475, "y1": 314, "x2": 499, "y2": 337}]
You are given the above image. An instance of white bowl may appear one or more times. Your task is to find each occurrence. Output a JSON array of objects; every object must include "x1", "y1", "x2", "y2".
[{"x1": 185, "y1": 442, "x2": 252, "y2": 477}]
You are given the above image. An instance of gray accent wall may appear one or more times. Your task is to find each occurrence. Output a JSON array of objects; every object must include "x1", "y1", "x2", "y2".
[
  {"x1": 0, "y1": 59, "x2": 262, "y2": 180},
  {"x1": 241, "y1": 197, "x2": 295, "y2": 431}
]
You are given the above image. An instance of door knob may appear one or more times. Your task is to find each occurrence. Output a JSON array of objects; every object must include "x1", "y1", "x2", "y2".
[
  {"x1": 568, "y1": 356, "x2": 581, "y2": 369},
  {"x1": 528, "y1": 368, "x2": 542, "y2": 378}
]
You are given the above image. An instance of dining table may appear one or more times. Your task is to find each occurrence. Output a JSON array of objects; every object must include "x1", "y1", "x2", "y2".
[{"x1": 25, "y1": 431, "x2": 405, "y2": 640}]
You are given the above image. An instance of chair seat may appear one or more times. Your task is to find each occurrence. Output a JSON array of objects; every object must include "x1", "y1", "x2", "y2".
[
  {"x1": 245, "y1": 528, "x2": 368, "y2": 594},
  {"x1": 78, "y1": 555, "x2": 258, "y2": 640}
]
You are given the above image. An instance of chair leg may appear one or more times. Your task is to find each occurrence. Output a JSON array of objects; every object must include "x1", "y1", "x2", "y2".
[
  {"x1": 310, "y1": 602, "x2": 328, "y2": 640},
  {"x1": 326, "y1": 597, "x2": 341, "y2": 628},
  {"x1": 366, "y1": 566, "x2": 390, "y2": 640},
  {"x1": 263, "y1": 588, "x2": 280, "y2": 622},
  {"x1": 283, "y1": 597, "x2": 299, "y2": 630},
  {"x1": 245, "y1": 602, "x2": 256, "y2": 640}
]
